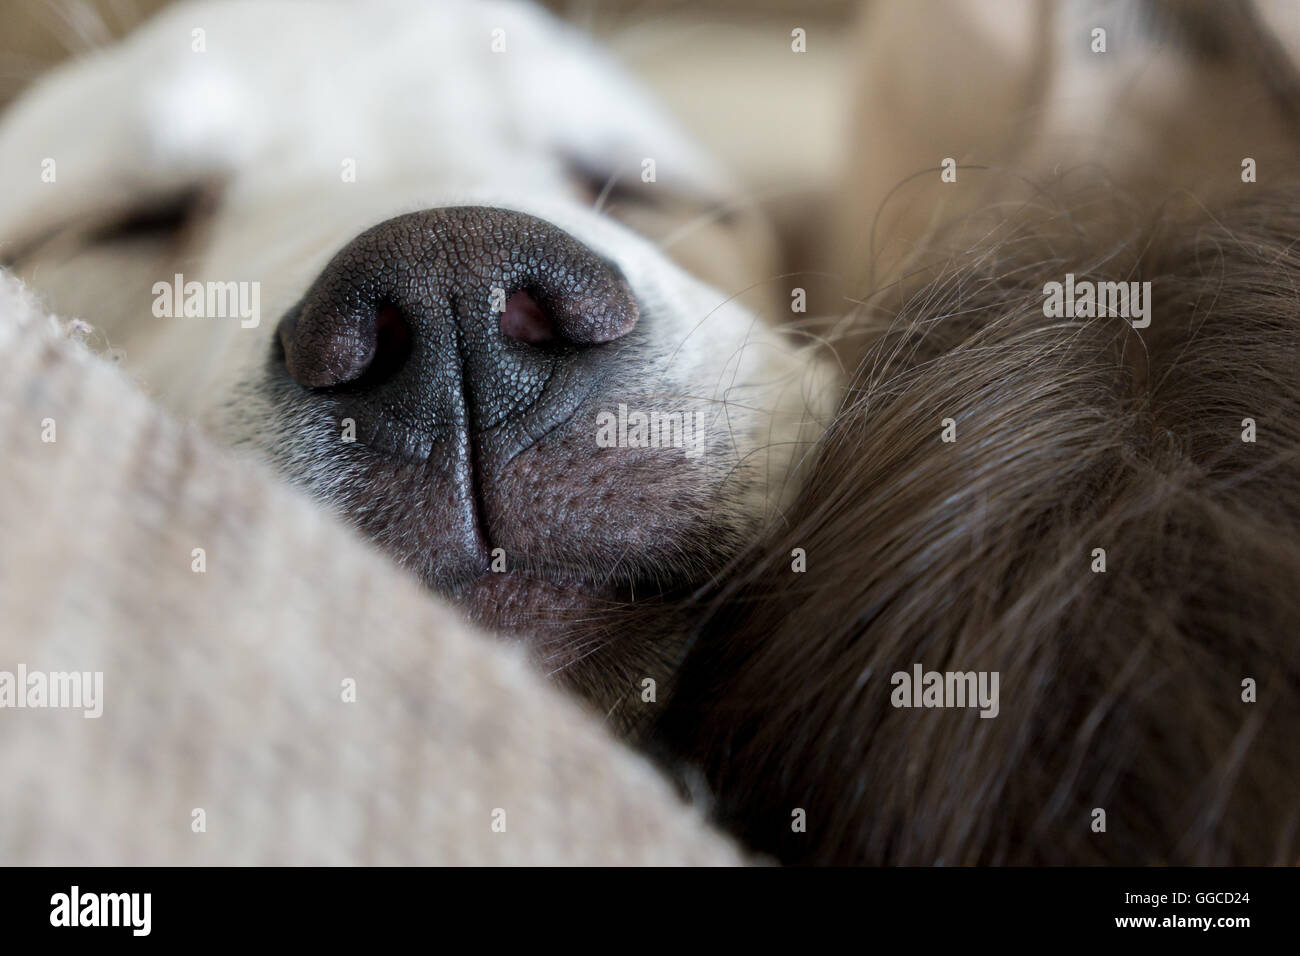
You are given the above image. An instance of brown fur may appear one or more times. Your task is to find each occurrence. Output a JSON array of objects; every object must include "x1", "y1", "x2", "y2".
[{"x1": 655, "y1": 179, "x2": 1300, "y2": 864}]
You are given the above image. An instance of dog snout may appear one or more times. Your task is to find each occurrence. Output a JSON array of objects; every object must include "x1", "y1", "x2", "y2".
[{"x1": 276, "y1": 206, "x2": 639, "y2": 461}]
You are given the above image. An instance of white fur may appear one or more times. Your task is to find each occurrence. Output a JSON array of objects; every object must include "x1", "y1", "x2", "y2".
[{"x1": 0, "y1": 0, "x2": 838, "y2": 531}]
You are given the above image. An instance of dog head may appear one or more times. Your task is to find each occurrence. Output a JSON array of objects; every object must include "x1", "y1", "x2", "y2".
[{"x1": 0, "y1": 0, "x2": 837, "y2": 723}]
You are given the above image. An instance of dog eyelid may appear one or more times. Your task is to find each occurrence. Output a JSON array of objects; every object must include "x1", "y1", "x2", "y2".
[{"x1": 563, "y1": 157, "x2": 661, "y2": 210}]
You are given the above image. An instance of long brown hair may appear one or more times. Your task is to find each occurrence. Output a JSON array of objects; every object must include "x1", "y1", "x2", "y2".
[{"x1": 656, "y1": 180, "x2": 1300, "y2": 864}]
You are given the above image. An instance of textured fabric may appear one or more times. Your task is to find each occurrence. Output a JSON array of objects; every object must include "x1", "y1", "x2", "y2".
[{"x1": 0, "y1": 270, "x2": 740, "y2": 865}]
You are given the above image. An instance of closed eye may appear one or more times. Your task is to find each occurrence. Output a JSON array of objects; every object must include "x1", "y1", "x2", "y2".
[
  {"x1": 1, "y1": 182, "x2": 218, "y2": 272},
  {"x1": 563, "y1": 155, "x2": 743, "y2": 239},
  {"x1": 564, "y1": 157, "x2": 663, "y2": 211},
  {"x1": 87, "y1": 185, "x2": 210, "y2": 245}
]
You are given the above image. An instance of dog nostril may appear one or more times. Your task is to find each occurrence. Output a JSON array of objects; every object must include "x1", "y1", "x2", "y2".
[
  {"x1": 500, "y1": 291, "x2": 553, "y2": 345},
  {"x1": 279, "y1": 301, "x2": 412, "y2": 389},
  {"x1": 279, "y1": 306, "x2": 376, "y2": 388},
  {"x1": 369, "y1": 302, "x2": 412, "y2": 380},
  {"x1": 279, "y1": 207, "x2": 640, "y2": 402}
]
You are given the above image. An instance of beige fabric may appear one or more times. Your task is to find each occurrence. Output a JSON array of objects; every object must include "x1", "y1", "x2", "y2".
[{"x1": 0, "y1": 270, "x2": 741, "y2": 865}]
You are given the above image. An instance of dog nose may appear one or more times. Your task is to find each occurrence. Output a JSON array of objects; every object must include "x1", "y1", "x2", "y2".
[{"x1": 275, "y1": 207, "x2": 639, "y2": 460}]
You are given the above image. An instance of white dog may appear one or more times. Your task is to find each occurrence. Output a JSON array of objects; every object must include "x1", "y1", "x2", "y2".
[{"x1": 0, "y1": 0, "x2": 837, "y2": 721}]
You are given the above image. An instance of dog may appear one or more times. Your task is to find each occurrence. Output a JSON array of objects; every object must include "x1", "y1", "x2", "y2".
[
  {"x1": 4, "y1": 0, "x2": 1299, "y2": 866},
  {"x1": 0, "y1": 0, "x2": 838, "y2": 731}
]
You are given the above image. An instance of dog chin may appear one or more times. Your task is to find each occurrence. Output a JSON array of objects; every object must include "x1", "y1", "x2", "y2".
[{"x1": 457, "y1": 571, "x2": 620, "y2": 637}]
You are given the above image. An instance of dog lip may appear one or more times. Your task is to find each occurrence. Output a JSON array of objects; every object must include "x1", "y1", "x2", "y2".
[
  {"x1": 457, "y1": 568, "x2": 621, "y2": 633},
  {"x1": 466, "y1": 563, "x2": 617, "y2": 594}
]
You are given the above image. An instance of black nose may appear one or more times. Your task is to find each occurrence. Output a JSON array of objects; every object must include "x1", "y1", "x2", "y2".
[{"x1": 276, "y1": 207, "x2": 639, "y2": 464}]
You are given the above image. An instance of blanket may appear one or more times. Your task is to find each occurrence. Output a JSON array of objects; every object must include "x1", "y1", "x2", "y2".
[{"x1": 0, "y1": 270, "x2": 741, "y2": 865}]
